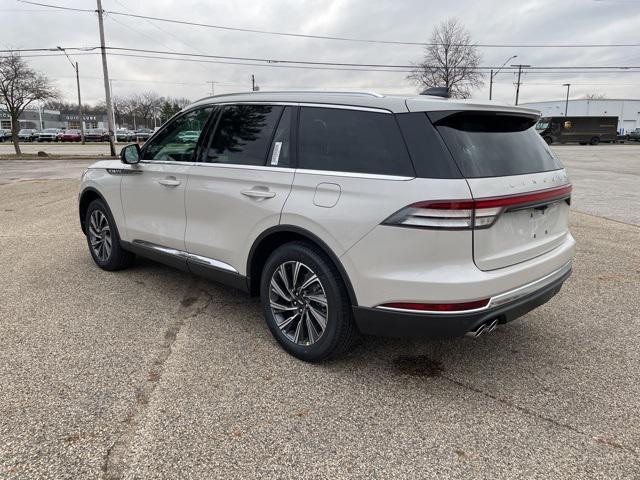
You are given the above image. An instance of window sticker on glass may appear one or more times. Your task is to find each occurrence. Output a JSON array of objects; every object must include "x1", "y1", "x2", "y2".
[{"x1": 270, "y1": 141, "x2": 282, "y2": 165}]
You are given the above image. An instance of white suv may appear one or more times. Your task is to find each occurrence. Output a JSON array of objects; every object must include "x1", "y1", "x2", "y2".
[{"x1": 79, "y1": 91, "x2": 575, "y2": 362}]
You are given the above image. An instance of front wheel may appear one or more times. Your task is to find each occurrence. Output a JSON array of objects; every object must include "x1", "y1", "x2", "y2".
[
  {"x1": 85, "y1": 199, "x2": 134, "y2": 271},
  {"x1": 260, "y1": 242, "x2": 357, "y2": 362},
  {"x1": 590, "y1": 136, "x2": 600, "y2": 145}
]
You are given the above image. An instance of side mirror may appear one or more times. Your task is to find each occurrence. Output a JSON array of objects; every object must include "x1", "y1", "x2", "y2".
[{"x1": 121, "y1": 143, "x2": 141, "y2": 164}]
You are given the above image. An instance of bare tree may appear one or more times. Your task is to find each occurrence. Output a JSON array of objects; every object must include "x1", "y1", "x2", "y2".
[
  {"x1": 128, "y1": 92, "x2": 164, "y2": 127},
  {"x1": 584, "y1": 93, "x2": 606, "y2": 100},
  {"x1": 0, "y1": 53, "x2": 58, "y2": 155},
  {"x1": 408, "y1": 18, "x2": 484, "y2": 99}
]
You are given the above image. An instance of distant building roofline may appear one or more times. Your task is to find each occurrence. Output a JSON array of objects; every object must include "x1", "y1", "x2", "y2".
[{"x1": 523, "y1": 98, "x2": 640, "y2": 104}]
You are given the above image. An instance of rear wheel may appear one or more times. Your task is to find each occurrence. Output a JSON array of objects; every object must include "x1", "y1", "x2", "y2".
[
  {"x1": 85, "y1": 199, "x2": 134, "y2": 271},
  {"x1": 590, "y1": 136, "x2": 600, "y2": 145},
  {"x1": 260, "y1": 241, "x2": 356, "y2": 362}
]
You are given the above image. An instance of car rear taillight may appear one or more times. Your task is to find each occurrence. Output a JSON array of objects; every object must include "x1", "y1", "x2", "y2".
[{"x1": 383, "y1": 184, "x2": 571, "y2": 230}]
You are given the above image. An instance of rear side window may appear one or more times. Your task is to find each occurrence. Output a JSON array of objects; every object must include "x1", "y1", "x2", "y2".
[
  {"x1": 298, "y1": 107, "x2": 414, "y2": 176},
  {"x1": 395, "y1": 112, "x2": 461, "y2": 179},
  {"x1": 206, "y1": 104, "x2": 283, "y2": 165},
  {"x1": 433, "y1": 112, "x2": 562, "y2": 178}
]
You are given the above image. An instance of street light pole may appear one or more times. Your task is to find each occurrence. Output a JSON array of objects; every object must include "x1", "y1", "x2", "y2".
[
  {"x1": 489, "y1": 55, "x2": 517, "y2": 100},
  {"x1": 110, "y1": 79, "x2": 118, "y2": 143},
  {"x1": 563, "y1": 83, "x2": 571, "y2": 116},
  {"x1": 57, "y1": 47, "x2": 85, "y2": 144}
]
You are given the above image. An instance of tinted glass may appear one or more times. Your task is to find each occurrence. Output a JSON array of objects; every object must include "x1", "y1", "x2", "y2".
[
  {"x1": 298, "y1": 107, "x2": 414, "y2": 176},
  {"x1": 266, "y1": 106, "x2": 293, "y2": 167},
  {"x1": 434, "y1": 113, "x2": 562, "y2": 178},
  {"x1": 142, "y1": 107, "x2": 212, "y2": 162},
  {"x1": 395, "y1": 112, "x2": 461, "y2": 179},
  {"x1": 206, "y1": 105, "x2": 283, "y2": 165}
]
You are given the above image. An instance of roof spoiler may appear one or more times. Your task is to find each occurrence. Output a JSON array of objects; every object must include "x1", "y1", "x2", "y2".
[{"x1": 420, "y1": 87, "x2": 451, "y2": 98}]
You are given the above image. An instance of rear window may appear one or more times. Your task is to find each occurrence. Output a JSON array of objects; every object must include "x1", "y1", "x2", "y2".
[
  {"x1": 298, "y1": 107, "x2": 414, "y2": 177},
  {"x1": 432, "y1": 112, "x2": 562, "y2": 178}
]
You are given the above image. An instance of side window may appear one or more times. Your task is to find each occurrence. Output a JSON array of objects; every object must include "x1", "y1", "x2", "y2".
[
  {"x1": 205, "y1": 104, "x2": 283, "y2": 165},
  {"x1": 142, "y1": 107, "x2": 212, "y2": 162},
  {"x1": 298, "y1": 107, "x2": 414, "y2": 176},
  {"x1": 266, "y1": 106, "x2": 293, "y2": 168}
]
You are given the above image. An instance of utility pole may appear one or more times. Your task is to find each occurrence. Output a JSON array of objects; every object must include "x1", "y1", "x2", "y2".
[
  {"x1": 489, "y1": 69, "x2": 493, "y2": 100},
  {"x1": 563, "y1": 83, "x2": 571, "y2": 116},
  {"x1": 206, "y1": 81, "x2": 217, "y2": 96},
  {"x1": 511, "y1": 64, "x2": 530, "y2": 106},
  {"x1": 57, "y1": 47, "x2": 85, "y2": 143},
  {"x1": 489, "y1": 55, "x2": 517, "y2": 100},
  {"x1": 96, "y1": 0, "x2": 116, "y2": 156}
]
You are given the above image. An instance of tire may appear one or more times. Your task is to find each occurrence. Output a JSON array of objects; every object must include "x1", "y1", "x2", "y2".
[
  {"x1": 85, "y1": 199, "x2": 134, "y2": 271},
  {"x1": 543, "y1": 136, "x2": 553, "y2": 145},
  {"x1": 590, "y1": 137, "x2": 600, "y2": 145},
  {"x1": 260, "y1": 241, "x2": 357, "y2": 362}
]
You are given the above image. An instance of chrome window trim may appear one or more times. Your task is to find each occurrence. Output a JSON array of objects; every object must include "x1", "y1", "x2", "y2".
[
  {"x1": 139, "y1": 160, "x2": 197, "y2": 166},
  {"x1": 376, "y1": 261, "x2": 572, "y2": 315},
  {"x1": 192, "y1": 163, "x2": 296, "y2": 173},
  {"x1": 294, "y1": 169, "x2": 413, "y2": 181},
  {"x1": 132, "y1": 240, "x2": 239, "y2": 273},
  {"x1": 137, "y1": 159, "x2": 411, "y2": 178}
]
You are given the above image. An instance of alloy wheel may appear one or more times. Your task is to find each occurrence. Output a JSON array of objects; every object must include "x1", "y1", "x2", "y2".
[
  {"x1": 88, "y1": 210, "x2": 112, "y2": 262},
  {"x1": 269, "y1": 261, "x2": 328, "y2": 346}
]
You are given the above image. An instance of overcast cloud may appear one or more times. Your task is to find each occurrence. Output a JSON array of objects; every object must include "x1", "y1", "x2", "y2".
[{"x1": 2, "y1": 0, "x2": 640, "y2": 106}]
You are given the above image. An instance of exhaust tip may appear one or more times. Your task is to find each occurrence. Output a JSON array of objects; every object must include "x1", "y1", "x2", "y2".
[
  {"x1": 465, "y1": 319, "x2": 499, "y2": 339},
  {"x1": 465, "y1": 324, "x2": 486, "y2": 338}
]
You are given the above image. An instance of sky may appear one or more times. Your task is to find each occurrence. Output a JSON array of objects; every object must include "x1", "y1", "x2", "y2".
[{"x1": 2, "y1": 0, "x2": 640, "y2": 107}]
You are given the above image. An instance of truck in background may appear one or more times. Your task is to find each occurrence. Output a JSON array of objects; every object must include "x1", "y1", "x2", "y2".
[{"x1": 535, "y1": 116, "x2": 618, "y2": 145}]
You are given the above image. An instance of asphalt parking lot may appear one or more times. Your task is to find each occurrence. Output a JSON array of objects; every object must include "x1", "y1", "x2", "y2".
[{"x1": 0, "y1": 145, "x2": 639, "y2": 478}]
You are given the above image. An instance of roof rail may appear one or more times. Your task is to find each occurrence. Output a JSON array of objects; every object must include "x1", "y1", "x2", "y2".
[{"x1": 194, "y1": 90, "x2": 385, "y2": 103}]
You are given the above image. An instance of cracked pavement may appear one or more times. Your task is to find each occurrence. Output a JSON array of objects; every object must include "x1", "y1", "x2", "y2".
[{"x1": 0, "y1": 161, "x2": 639, "y2": 478}]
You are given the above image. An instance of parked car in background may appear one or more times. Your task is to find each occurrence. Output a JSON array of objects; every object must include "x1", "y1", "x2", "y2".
[
  {"x1": 116, "y1": 128, "x2": 134, "y2": 142},
  {"x1": 0, "y1": 129, "x2": 8, "y2": 142},
  {"x1": 627, "y1": 128, "x2": 640, "y2": 141},
  {"x1": 18, "y1": 129, "x2": 39, "y2": 142},
  {"x1": 79, "y1": 90, "x2": 575, "y2": 361},
  {"x1": 37, "y1": 128, "x2": 63, "y2": 142},
  {"x1": 176, "y1": 130, "x2": 200, "y2": 143},
  {"x1": 134, "y1": 128, "x2": 153, "y2": 141},
  {"x1": 85, "y1": 128, "x2": 109, "y2": 142},
  {"x1": 60, "y1": 129, "x2": 82, "y2": 142}
]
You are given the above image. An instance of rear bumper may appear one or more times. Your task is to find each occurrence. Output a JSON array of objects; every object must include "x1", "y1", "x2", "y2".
[{"x1": 353, "y1": 265, "x2": 571, "y2": 338}]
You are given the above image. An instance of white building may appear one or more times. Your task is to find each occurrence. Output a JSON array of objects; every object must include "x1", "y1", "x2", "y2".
[{"x1": 522, "y1": 99, "x2": 640, "y2": 134}]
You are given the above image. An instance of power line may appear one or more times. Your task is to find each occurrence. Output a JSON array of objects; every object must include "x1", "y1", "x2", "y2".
[
  {"x1": 4, "y1": 47, "x2": 640, "y2": 71},
  {"x1": 15, "y1": 0, "x2": 640, "y2": 48}
]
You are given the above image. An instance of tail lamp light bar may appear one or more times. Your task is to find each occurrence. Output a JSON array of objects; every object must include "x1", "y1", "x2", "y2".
[{"x1": 383, "y1": 184, "x2": 572, "y2": 230}]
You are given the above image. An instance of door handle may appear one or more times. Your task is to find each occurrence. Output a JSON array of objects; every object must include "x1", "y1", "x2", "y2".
[
  {"x1": 241, "y1": 189, "x2": 276, "y2": 199},
  {"x1": 158, "y1": 178, "x2": 181, "y2": 187}
]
